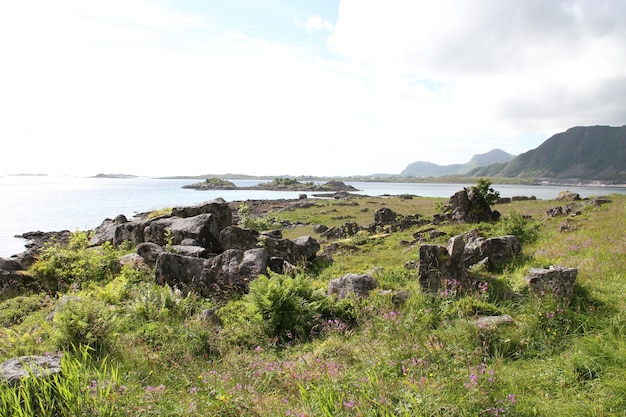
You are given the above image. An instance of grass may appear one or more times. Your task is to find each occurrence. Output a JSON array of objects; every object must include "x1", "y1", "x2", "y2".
[{"x1": 1, "y1": 193, "x2": 625, "y2": 416}]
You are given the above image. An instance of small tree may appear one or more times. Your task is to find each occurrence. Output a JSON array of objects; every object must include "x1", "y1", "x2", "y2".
[{"x1": 470, "y1": 178, "x2": 500, "y2": 208}]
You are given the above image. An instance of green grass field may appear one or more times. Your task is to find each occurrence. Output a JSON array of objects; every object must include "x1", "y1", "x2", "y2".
[{"x1": 1, "y1": 192, "x2": 625, "y2": 416}]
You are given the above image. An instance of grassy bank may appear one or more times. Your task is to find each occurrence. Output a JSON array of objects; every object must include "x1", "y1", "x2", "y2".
[{"x1": 1, "y1": 193, "x2": 625, "y2": 416}]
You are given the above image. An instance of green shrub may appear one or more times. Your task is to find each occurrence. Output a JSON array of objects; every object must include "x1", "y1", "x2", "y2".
[
  {"x1": 470, "y1": 178, "x2": 500, "y2": 207},
  {"x1": 247, "y1": 273, "x2": 354, "y2": 344},
  {"x1": 53, "y1": 297, "x2": 116, "y2": 353},
  {"x1": 128, "y1": 283, "x2": 199, "y2": 322},
  {"x1": 497, "y1": 209, "x2": 541, "y2": 243},
  {"x1": 237, "y1": 203, "x2": 281, "y2": 231},
  {"x1": 30, "y1": 232, "x2": 121, "y2": 292}
]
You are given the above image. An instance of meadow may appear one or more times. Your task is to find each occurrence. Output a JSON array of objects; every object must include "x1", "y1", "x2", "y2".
[{"x1": 1, "y1": 189, "x2": 625, "y2": 416}]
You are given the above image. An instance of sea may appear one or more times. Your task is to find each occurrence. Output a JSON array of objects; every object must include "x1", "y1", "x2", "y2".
[{"x1": 1, "y1": 175, "x2": 624, "y2": 258}]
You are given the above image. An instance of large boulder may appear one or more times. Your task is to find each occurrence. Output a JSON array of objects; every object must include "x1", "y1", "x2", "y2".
[
  {"x1": 0, "y1": 354, "x2": 63, "y2": 386},
  {"x1": 463, "y1": 235, "x2": 522, "y2": 270},
  {"x1": 220, "y1": 226, "x2": 260, "y2": 251},
  {"x1": 136, "y1": 242, "x2": 165, "y2": 267},
  {"x1": 171, "y1": 198, "x2": 232, "y2": 230},
  {"x1": 374, "y1": 207, "x2": 397, "y2": 224},
  {"x1": 199, "y1": 248, "x2": 269, "y2": 295},
  {"x1": 328, "y1": 273, "x2": 377, "y2": 298},
  {"x1": 114, "y1": 220, "x2": 148, "y2": 247},
  {"x1": 143, "y1": 213, "x2": 221, "y2": 251},
  {"x1": 89, "y1": 215, "x2": 129, "y2": 247},
  {"x1": 154, "y1": 248, "x2": 269, "y2": 296},
  {"x1": 446, "y1": 189, "x2": 499, "y2": 223},
  {"x1": 418, "y1": 235, "x2": 470, "y2": 293}
]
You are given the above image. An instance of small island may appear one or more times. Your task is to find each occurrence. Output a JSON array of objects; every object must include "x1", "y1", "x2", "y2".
[{"x1": 183, "y1": 177, "x2": 361, "y2": 192}]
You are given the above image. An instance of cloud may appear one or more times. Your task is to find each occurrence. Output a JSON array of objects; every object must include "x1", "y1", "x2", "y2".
[
  {"x1": 328, "y1": 0, "x2": 626, "y2": 154},
  {"x1": 295, "y1": 15, "x2": 335, "y2": 33}
]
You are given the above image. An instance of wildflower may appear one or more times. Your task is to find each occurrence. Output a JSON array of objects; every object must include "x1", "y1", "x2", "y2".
[
  {"x1": 508, "y1": 393, "x2": 516, "y2": 404},
  {"x1": 255, "y1": 345, "x2": 263, "y2": 353},
  {"x1": 343, "y1": 400, "x2": 355, "y2": 409}
]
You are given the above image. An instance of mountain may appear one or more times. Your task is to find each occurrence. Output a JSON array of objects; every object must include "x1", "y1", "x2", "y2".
[
  {"x1": 401, "y1": 149, "x2": 515, "y2": 177},
  {"x1": 469, "y1": 126, "x2": 626, "y2": 182}
]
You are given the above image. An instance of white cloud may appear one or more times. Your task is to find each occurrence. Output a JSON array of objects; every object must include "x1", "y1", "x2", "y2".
[{"x1": 295, "y1": 15, "x2": 335, "y2": 33}]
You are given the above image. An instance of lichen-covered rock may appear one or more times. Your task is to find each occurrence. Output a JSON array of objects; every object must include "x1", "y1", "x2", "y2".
[
  {"x1": 0, "y1": 354, "x2": 63, "y2": 386},
  {"x1": 525, "y1": 266, "x2": 578, "y2": 298},
  {"x1": 328, "y1": 273, "x2": 377, "y2": 298}
]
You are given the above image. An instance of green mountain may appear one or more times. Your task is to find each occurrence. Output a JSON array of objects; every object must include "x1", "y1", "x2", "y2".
[
  {"x1": 469, "y1": 126, "x2": 626, "y2": 182},
  {"x1": 401, "y1": 149, "x2": 515, "y2": 177}
]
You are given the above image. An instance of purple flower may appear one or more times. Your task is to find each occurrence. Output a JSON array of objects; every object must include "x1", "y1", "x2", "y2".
[
  {"x1": 508, "y1": 393, "x2": 516, "y2": 404},
  {"x1": 343, "y1": 400, "x2": 355, "y2": 409}
]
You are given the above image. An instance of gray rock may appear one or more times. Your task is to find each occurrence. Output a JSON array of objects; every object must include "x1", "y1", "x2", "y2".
[
  {"x1": 0, "y1": 354, "x2": 63, "y2": 386},
  {"x1": 171, "y1": 198, "x2": 232, "y2": 230},
  {"x1": 374, "y1": 207, "x2": 397, "y2": 224},
  {"x1": 328, "y1": 273, "x2": 377, "y2": 298},
  {"x1": 220, "y1": 226, "x2": 260, "y2": 251},
  {"x1": 463, "y1": 235, "x2": 522, "y2": 270},
  {"x1": 154, "y1": 253, "x2": 205, "y2": 293},
  {"x1": 472, "y1": 314, "x2": 515, "y2": 329},
  {"x1": 114, "y1": 220, "x2": 147, "y2": 247},
  {"x1": 136, "y1": 242, "x2": 165, "y2": 266},
  {"x1": 525, "y1": 266, "x2": 578, "y2": 298},
  {"x1": 144, "y1": 213, "x2": 221, "y2": 251}
]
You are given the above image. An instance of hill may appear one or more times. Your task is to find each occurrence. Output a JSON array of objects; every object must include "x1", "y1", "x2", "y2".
[
  {"x1": 469, "y1": 125, "x2": 626, "y2": 182},
  {"x1": 401, "y1": 149, "x2": 515, "y2": 177}
]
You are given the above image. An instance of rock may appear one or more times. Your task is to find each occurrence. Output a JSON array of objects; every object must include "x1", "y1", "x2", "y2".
[
  {"x1": 46, "y1": 295, "x2": 82, "y2": 321},
  {"x1": 472, "y1": 315, "x2": 515, "y2": 329},
  {"x1": 0, "y1": 354, "x2": 63, "y2": 386},
  {"x1": 321, "y1": 222, "x2": 360, "y2": 239},
  {"x1": 313, "y1": 224, "x2": 329, "y2": 234},
  {"x1": 113, "y1": 220, "x2": 147, "y2": 247},
  {"x1": 1, "y1": 270, "x2": 40, "y2": 297},
  {"x1": 417, "y1": 234, "x2": 473, "y2": 293},
  {"x1": 292, "y1": 236, "x2": 320, "y2": 262},
  {"x1": 118, "y1": 253, "x2": 145, "y2": 268},
  {"x1": 90, "y1": 215, "x2": 129, "y2": 246},
  {"x1": 374, "y1": 207, "x2": 397, "y2": 224},
  {"x1": 463, "y1": 235, "x2": 522, "y2": 270},
  {"x1": 199, "y1": 248, "x2": 269, "y2": 295},
  {"x1": 220, "y1": 226, "x2": 260, "y2": 251},
  {"x1": 546, "y1": 206, "x2": 564, "y2": 218},
  {"x1": 556, "y1": 191, "x2": 581, "y2": 201},
  {"x1": 525, "y1": 266, "x2": 578, "y2": 298},
  {"x1": 328, "y1": 273, "x2": 377, "y2": 298},
  {"x1": 199, "y1": 308, "x2": 222, "y2": 325},
  {"x1": 446, "y1": 189, "x2": 497, "y2": 223},
  {"x1": 154, "y1": 253, "x2": 206, "y2": 293},
  {"x1": 170, "y1": 245, "x2": 212, "y2": 258},
  {"x1": 136, "y1": 242, "x2": 165, "y2": 266},
  {"x1": 144, "y1": 213, "x2": 221, "y2": 252},
  {"x1": 0, "y1": 257, "x2": 21, "y2": 271},
  {"x1": 170, "y1": 198, "x2": 233, "y2": 230}
]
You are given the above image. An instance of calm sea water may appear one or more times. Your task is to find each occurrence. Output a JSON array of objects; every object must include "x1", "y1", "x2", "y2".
[{"x1": 1, "y1": 175, "x2": 623, "y2": 258}]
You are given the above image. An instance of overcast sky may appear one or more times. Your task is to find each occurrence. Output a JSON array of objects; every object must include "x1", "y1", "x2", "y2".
[{"x1": 1, "y1": 1, "x2": 624, "y2": 177}]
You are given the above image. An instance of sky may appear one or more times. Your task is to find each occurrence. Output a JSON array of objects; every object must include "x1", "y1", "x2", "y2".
[{"x1": 1, "y1": 0, "x2": 625, "y2": 177}]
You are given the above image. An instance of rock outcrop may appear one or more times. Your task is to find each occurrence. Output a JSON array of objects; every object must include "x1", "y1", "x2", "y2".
[{"x1": 0, "y1": 354, "x2": 63, "y2": 386}]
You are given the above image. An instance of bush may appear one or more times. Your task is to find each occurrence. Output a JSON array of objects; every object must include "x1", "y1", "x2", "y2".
[
  {"x1": 497, "y1": 209, "x2": 540, "y2": 243},
  {"x1": 30, "y1": 232, "x2": 121, "y2": 292},
  {"x1": 237, "y1": 203, "x2": 281, "y2": 231},
  {"x1": 470, "y1": 178, "x2": 500, "y2": 207},
  {"x1": 53, "y1": 297, "x2": 116, "y2": 354},
  {"x1": 247, "y1": 273, "x2": 354, "y2": 344}
]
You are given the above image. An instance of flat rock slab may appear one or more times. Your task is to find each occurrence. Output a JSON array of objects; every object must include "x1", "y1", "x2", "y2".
[{"x1": 0, "y1": 354, "x2": 62, "y2": 386}]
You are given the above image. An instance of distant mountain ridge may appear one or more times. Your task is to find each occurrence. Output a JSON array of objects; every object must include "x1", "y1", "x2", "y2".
[
  {"x1": 401, "y1": 149, "x2": 515, "y2": 177},
  {"x1": 469, "y1": 126, "x2": 626, "y2": 182}
]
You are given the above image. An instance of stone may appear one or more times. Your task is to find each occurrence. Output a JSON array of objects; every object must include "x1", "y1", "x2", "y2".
[
  {"x1": 118, "y1": 253, "x2": 145, "y2": 268},
  {"x1": 170, "y1": 198, "x2": 233, "y2": 230},
  {"x1": 417, "y1": 234, "x2": 472, "y2": 293},
  {"x1": 0, "y1": 354, "x2": 63, "y2": 386},
  {"x1": 374, "y1": 207, "x2": 397, "y2": 224},
  {"x1": 199, "y1": 248, "x2": 269, "y2": 295},
  {"x1": 136, "y1": 242, "x2": 165, "y2": 266},
  {"x1": 143, "y1": 213, "x2": 221, "y2": 252},
  {"x1": 0, "y1": 257, "x2": 21, "y2": 271},
  {"x1": 46, "y1": 295, "x2": 82, "y2": 321},
  {"x1": 154, "y1": 253, "x2": 206, "y2": 293},
  {"x1": 525, "y1": 266, "x2": 578, "y2": 298},
  {"x1": 90, "y1": 215, "x2": 129, "y2": 246},
  {"x1": 313, "y1": 224, "x2": 329, "y2": 234},
  {"x1": 328, "y1": 273, "x2": 377, "y2": 298},
  {"x1": 113, "y1": 220, "x2": 147, "y2": 247},
  {"x1": 472, "y1": 315, "x2": 515, "y2": 329},
  {"x1": 556, "y1": 191, "x2": 581, "y2": 201},
  {"x1": 463, "y1": 235, "x2": 522, "y2": 270},
  {"x1": 220, "y1": 226, "x2": 260, "y2": 251}
]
